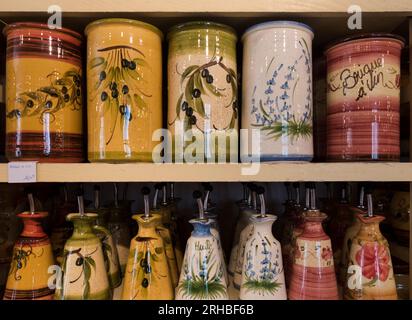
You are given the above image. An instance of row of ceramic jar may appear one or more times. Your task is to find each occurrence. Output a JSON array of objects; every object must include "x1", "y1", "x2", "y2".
[
  {"x1": 1, "y1": 182, "x2": 406, "y2": 300},
  {"x1": 3, "y1": 20, "x2": 405, "y2": 163}
]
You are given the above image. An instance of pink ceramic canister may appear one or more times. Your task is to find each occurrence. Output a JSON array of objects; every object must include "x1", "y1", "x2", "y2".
[{"x1": 325, "y1": 34, "x2": 404, "y2": 161}]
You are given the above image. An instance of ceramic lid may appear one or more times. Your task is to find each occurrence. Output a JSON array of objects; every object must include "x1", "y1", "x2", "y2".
[
  {"x1": 242, "y1": 20, "x2": 314, "y2": 42},
  {"x1": 250, "y1": 213, "x2": 277, "y2": 223},
  {"x1": 17, "y1": 211, "x2": 48, "y2": 219},
  {"x1": 3, "y1": 22, "x2": 82, "y2": 41},
  {"x1": 84, "y1": 18, "x2": 164, "y2": 40},
  {"x1": 324, "y1": 33, "x2": 405, "y2": 54},
  {"x1": 167, "y1": 21, "x2": 237, "y2": 41},
  {"x1": 66, "y1": 212, "x2": 98, "y2": 221}
]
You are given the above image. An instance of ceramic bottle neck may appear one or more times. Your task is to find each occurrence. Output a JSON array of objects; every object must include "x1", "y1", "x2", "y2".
[
  {"x1": 302, "y1": 220, "x2": 325, "y2": 236},
  {"x1": 191, "y1": 221, "x2": 212, "y2": 237},
  {"x1": 252, "y1": 219, "x2": 274, "y2": 234},
  {"x1": 72, "y1": 220, "x2": 94, "y2": 237},
  {"x1": 21, "y1": 217, "x2": 46, "y2": 238},
  {"x1": 358, "y1": 221, "x2": 383, "y2": 240}
]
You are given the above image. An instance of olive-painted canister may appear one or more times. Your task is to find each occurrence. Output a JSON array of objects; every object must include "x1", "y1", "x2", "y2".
[
  {"x1": 240, "y1": 21, "x2": 314, "y2": 162},
  {"x1": 85, "y1": 19, "x2": 163, "y2": 162},
  {"x1": 4, "y1": 23, "x2": 83, "y2": 162},
  {"x1": 167, "y1": 22, "x2": 238, "y2": 163},
  {"x1": 325, "y1": 34, "x2": 404, "y2": 161}
]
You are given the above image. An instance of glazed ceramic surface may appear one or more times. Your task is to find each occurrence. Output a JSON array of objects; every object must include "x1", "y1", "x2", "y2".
[
  {"x1": 85, "y1": 19, "x2": 163, "y2": 162},
  {"x1": 167, "y1": 21, "x2": 238, "y2": 163},
  {"x1": 4, "y1": 23, "x2": 83, "y2": 162},
  {"x1": 92, "y1": 220, "x2": 121, "y2": 289},
  {"x1": 241, "y1": 21, "x2": 314, "y2": 161},
  {"x1": 288, "y1": 210, "x2": 339, "y2": 300},
  {"x1": 280, "y1": 204, "x2": 304, "y2": 286},
  {"x1": 233, "y1": 217, "x2": 254, "y2": 290},
  {"x1": 207, "y1": 217, "x2": 228, "y2": 285},
  {"x1": 228, "y1": 203, "x2": 251, "y2": 280},
  {"x1": 240, "y1": 214, "x2": 286, "y2": 300},
  {"x1": 325, "y1": 34, "x2": 404, "y2": 161},
  {"x1": 122, "y1": 213, "x2": 174, "y2": 300},
  {"x1": 339, "y1": 209, "x2": 362, "y2": 285},
  {"x1": 176, "y1": 219, "x2": 228, "y2": 300},
  {"x1": 153, "y1": 208, "x2": 179, "y2": 288},
  {"x1": 344, "y1": 214, "x2": 397, "y2": 300},
  {"x1": 0, "y1": 199, "x2": 16, "y2": 297},
  {"x1": 108, "y1": 206, "x2": 131, "y2": 274},
  {"x1": 56, "y1": 213, "x2": 110, "y2": 300},
  {"x1": 4, "y1": 212, "x2": 55, "y2": 300}
]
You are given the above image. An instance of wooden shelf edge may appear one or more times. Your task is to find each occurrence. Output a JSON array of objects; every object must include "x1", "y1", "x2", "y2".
[
  {"x1": 0, "y1": 0, "x2": 411, "y2": 15},
  {"x1": 1, "y1": 162, "x2": 412, "y2": 182}
]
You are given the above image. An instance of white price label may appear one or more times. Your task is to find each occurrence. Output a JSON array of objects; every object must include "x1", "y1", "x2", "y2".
[{"x1": 8, "y1": 162, "x2": 38, "y2": 183}]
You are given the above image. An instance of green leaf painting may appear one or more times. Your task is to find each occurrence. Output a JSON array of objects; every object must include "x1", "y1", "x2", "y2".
[
  {"x1": 7, "y1": 68, "x2": 82, "y2": 124},
  {"x1": 88, "y1": 45, "x2": 151, "y2": 147},
  {"x1": 170, "y1": 56, "x2": 238, "y2": 133}
]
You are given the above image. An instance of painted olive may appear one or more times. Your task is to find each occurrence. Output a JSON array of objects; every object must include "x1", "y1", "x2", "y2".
[
  {"x1": 182, "y1": 101, "x2": 188, "y2": 111},
  {"x1": 61, "y1": 86, "x2": 68, "y2": 94},
  {"x1": 26, "y1": 100, "x2": 34, "y2": 108},
  {"x1": 201, "y1": 69, "x2": 209, "y2": 78},
  {"x1": 186, "y1": 107, "x2": 193, "y2": 117},
  {"x1": 226, "y1": 74, "x2": 231, "y2": 83},
  {"x1": 190, "y1": 115, "x2": 197, "y2": 125},
  {"x1": 119, "y1": 105, "x2": 126, "y2": 115},
  {"x1": 122, "y1": 85, "x2": 129, "y2": 95},
  {"x1": 192, "y1": 89, "x2": 201, "y2": 98},
  {"x1": 75, "y1": 257, "x2": 84, "y2": 266},
  {"x1": 45, "y1": 101, "x2": 53, "y2": 109},
  {"x1": 121, "y1": 59, "x2": 130, "y2": 68},
  {"x1": 110, "y1": 82, "x2": 117, "y2": 90},
  {"x1": 206, "y1": 75, "x2": 213, "y2": 84},
  {"x1": 99, "y1": 71, "x2": 106, "y2": 81},
  {"x1": 129, "y1": 61, "x2": 136, "y2": 70},
  {"x1": 111, "y1": 89, "x2": 119, "y2": 99},
  {"x1": 76, "y1": 89, "x2": 81, "y2": 97},
  {"x1": 129, "y1": 113, "x2": 133, "y2": 121},
  {"x1": 17, "y1": 261, "x2": 22, "y2": 269},
  {"x1": 140, "y1": 258, "x2": 147, "y2": 268},
  {"x1": 64, "y1": 94, "x2": 70, "y2": 102},
  {"x1": 142, "y1": 278, "x2": 149, "y2": 288},
  {"x1": 101, "y1": 91, "x2": 108, "y2": 102}
]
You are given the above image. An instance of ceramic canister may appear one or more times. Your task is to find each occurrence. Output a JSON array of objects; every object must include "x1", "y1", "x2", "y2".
[
  {"x1": 344, "y1": 214, "x2": 397, "y2": 300},
  {"x1": 240, "y1": 214, "x2": 287, "y2": 300},
  {"x1": 122, "y1": 213, "x2": 174, "y2": 300},
  {"x1": 288, "y1": 210, "x2": 339, "y2": 300},
  {"x1": 4, "y1": 23, "x2": 83, "y2": 162},
  {"x1": 56, "y1": 213, "x2": 111, "y2": 300},
  {"x1": 85, "y1": 19, "x2": 163, "y2": 162},
  {"x1": 167, "y1": 22, "x2": 238, "y2": 163},
  {"x1": 325, "y1": 34, "x2": 405, "y2": 161},
  {"x1": 4, "y1": 212, "x2": 55, "y2": 300},
  {"x1": 240, "y1": 21, "x2": 314, "y2": 162},
  {"x1": 176, "y1": 219, "x2": 228, "y2": 300}
]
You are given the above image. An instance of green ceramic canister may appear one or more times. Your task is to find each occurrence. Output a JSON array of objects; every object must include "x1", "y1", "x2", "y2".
[{"x1": 167, "y1": 22, "x2": 238, "y2": 163}]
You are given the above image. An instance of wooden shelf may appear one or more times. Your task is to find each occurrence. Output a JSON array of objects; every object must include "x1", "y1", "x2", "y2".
[
  {"x1": 0, "y1": 0, "x2": 411, "y2": 16},
  {"x1": 1, "y1": 162, "x2": 412, "y2": 183}
]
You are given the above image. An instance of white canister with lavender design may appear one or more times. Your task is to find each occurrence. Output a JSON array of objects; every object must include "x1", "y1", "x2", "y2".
[{"x1": 240, "y1": 21, "x2": 314, "y2": 162}]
